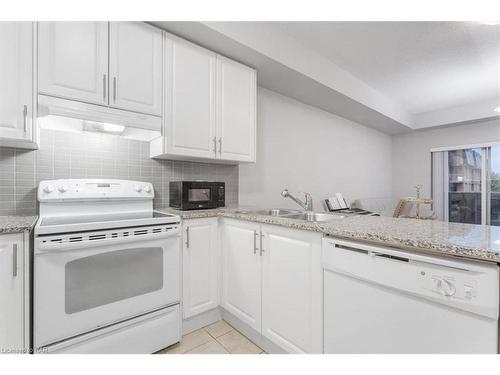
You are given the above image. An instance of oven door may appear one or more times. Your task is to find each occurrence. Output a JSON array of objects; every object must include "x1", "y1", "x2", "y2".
[{"x1": 34, "y1": 226, "x2": 180, "y2": 348}]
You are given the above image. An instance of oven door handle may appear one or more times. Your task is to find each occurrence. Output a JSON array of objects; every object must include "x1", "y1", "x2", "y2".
[{"x1": 35, "y1": 231, "x2": 179, "y2": 254}]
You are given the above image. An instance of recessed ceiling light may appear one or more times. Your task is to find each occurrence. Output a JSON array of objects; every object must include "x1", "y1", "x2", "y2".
[
  {"x1": 477, "y1": 21, "x2": 500, "y2": 25},
  {"x1": 495, "y1": 107, "x2": 500, "y2": 113}
]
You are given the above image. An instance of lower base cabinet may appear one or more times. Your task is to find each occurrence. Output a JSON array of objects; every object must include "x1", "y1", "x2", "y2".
[
  {"x1": 220, "y1": 218, "x2": 323, "y2": 353},
  {"x1": 261, "y1": 224, "x2": 322, "y2": 353},
  {"x1": 221, "y1": 219, "x2": 262, "y2": 331},
  {"x1": 0, "y1": 232, "x2": 29, "y2": 354},
  {"x1": 182, "y1": 218, "x2": 219, "y2": 319}
]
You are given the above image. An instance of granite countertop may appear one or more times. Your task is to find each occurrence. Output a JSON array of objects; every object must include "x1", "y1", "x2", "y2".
[
  {"x1": 0, "y1": 215, "x2": 38, "y2": 234},
  {"x1": 158, "y1": 207, "x2": 500, "y2": 263}
]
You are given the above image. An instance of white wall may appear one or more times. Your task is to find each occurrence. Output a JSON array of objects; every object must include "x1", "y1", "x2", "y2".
[
  {"x1": 392, "y1": 117, "x2": 500, "y2": 200},
  {"x1": 239, "y1": 87, "x2": 393, "y2": 210}
]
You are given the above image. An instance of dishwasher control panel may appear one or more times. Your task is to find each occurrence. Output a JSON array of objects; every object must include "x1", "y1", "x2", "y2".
[{"x1": 417, "y1": 268, "x2": 477, "y2": 301}]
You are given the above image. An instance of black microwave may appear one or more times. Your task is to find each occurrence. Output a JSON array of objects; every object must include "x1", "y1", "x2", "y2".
[{"x1": 169, "y1": 181, "x2": 225, "y2": 210}]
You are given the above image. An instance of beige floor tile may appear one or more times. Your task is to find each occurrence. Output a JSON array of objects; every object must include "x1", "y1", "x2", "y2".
[
  {"x1": 185, "y1": 340, "x2": 229, "y2": 354},
  {"x1": 217, "y1": 330, "x2": 263, "y2": 354},
  {"x1": 205, "y1": 320, "x2": 233, "y2": 338},
  {"x1": 163, "y1": 328, "x2": 214, "y2": 354}
]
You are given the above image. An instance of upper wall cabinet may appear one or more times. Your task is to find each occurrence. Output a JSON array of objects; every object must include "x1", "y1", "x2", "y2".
[
  {"x1": 109, "y1": 22, "x2": 163, "y2": 116},
  {"x1": 38, "y1": 22, "x2": 162, "y2": 116},
  {"x1": 0, "y1": 22, "x2": 37, "y2": 149},
  {"x1": 38, "y1": 22, "x2": 109, "y2": 106},
  {"x1": 164, "y1": 35, "x2": 217, "y2": 159},
  {"x1": 150, "y1": 33, "x2": 256, "y2": 164},
  {"x1": 216, "y1": 56, "x2": 256, "y2": 162}
]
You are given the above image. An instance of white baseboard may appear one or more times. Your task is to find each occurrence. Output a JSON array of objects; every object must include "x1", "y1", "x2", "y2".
[
  {"x1": 182, "y1": 307, "x2": 222, "y2": 335},
  {"x1": 181, "y1": 307, "x2": 290, "y2": 353},
  {"x1": 221, "y1": 309, "x2": 287, "y2": 354}
]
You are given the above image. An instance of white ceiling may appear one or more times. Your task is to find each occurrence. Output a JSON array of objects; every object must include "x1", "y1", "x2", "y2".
[
  {"x1": 273, "y1": 21, "x2": 500, "y2": 115},
  {"x1": 152, "y1": 21, "x2": 500, "y2": 132}
]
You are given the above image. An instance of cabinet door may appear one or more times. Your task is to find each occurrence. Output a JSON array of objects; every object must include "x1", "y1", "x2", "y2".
[
  {"x1": 0, "y1": 234, "x2": 25, "y2": 352},
  {"x1": 261, "y1": 224, "x2": 322, "y2": 353},
  {"x1": 182, "y1": 218, "x2": 219, "y2": 319},
  {"x1": 216, "y1": 56, "x2": 256, "y2": 162},
  {"x1": 38, "y1": 22, "x2": 108, "y2": 105},
  {"x1": 0, "y1": 22, "x2": 34, "y2": 142},
  {"x1": 109, "y1": 22, "x2": 163, "y2": 116},
  {"x1": 165, "y1": 35, "x2": 216, "y2": 159},
  {"x1": 221, "y1": 219, "x2": 261, "y2": 331}
]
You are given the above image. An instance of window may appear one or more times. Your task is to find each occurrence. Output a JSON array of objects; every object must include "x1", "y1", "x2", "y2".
[
  {"x1": 432, "y1": 144, "x2": 500, "y2": 226},
  {"x1": 489, "y1": 145, "x2": 500, "y2": 226}
]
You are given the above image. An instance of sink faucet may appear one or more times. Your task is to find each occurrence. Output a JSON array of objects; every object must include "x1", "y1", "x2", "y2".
[{"x1": 281, "y1": 189, "x2": 313, "y2": 212}]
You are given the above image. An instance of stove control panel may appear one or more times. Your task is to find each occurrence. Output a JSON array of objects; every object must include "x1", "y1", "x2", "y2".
[{"x1": 38, "y1": 179, "x2": 155, "y2": 201}]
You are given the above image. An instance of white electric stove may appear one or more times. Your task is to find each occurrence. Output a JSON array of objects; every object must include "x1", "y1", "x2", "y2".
[{"x1": 33, "y1": 179, "x2": 182, "y2": 354}]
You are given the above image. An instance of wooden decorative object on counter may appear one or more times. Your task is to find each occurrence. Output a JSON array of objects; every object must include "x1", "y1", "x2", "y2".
[{"x1": 393, "y1": 185, "x2": 436, "y2": 220}]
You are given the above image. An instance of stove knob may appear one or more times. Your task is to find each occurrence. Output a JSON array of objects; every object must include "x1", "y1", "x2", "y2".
[
  {"x1": 143, "y1": 185, "x2": 152, "y2": 193},
  {"x1": 135, "y1": 185, "x2": 142, "y2": 193},
  {"x1": 43, "y1": 185, "x2": 55, "y2": 193},
  {"x1": 437, "y1": 278, "x2": 456, "y2": 297},
  {"x1": 58, "y1": 185, "x2": 69, "y2": 193}
]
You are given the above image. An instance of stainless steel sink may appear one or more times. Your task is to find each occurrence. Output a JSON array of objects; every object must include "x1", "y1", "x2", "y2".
[
  {"x1": 256, "y1": 208, "x2": 301, "y2": 216},
  {"x1": 280, "y1": 212, "x2": 345, "y2": 222},
  {"x1": 233, "y1": 208, "x2": 301, "y2": 216},
  {"x1": 232, "y1": 208, "x2": 343, "y2": 222}
]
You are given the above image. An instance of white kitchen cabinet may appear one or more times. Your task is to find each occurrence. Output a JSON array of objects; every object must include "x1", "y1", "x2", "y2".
[
  {"x1": 0, "y1": 232, "x2": 29, "y2": 353},
  {"x1": 38, "y1": 22, "x2": 109, "y2": 105},
  {"x1": 109, "y1": 22, "x2": 163, "y2": 116},
  {"x1": 216, "y1": 56, "x2": 256, "y2": 162},
  {"x1": 182, "y1": 218, "x2": 219, "y2": 319},
  {"x1": 0, "y1": 22, "x2": 37, "y2": 149},
  {"x1": 221, "y1": 219, "x2": 262, "y2": 332},
  {"x1": 260, "y1": 224, "x2": 322, "y2": 354},
  {"x1": 220, "y1": 218, "x2": 322, "y2": 353},
  {"x1": 161, "y1": 35, "x2": 217, "y2": 159},
  {"x1": 150, "y1": 34, "x2": 256, "y2": 164}
]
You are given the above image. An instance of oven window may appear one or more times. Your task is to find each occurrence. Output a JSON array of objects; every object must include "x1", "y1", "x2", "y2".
[
  {"x1": 65, "y1": 247, "x2": 163, "y2": 314},
  {"x1": 188, "y1": 188, "x2": 211, "y2": 202}
]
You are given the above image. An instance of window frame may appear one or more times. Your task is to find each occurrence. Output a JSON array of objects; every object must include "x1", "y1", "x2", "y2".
[{"x1": 431, "y1": 141, "x2": 500, "y2": 226}]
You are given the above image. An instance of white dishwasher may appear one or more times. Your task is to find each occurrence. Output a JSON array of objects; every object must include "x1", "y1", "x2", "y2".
[{"x1": 322, "y1": 238, "x2": 499, "y2": 354}]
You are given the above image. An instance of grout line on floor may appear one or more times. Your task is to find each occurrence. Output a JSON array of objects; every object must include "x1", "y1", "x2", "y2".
[{"x1": 162, "y1": 319, "x2": 264, "y2": 354}]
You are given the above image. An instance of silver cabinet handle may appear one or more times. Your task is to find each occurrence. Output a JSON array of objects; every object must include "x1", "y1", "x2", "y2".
[
  {"x1": 103, "y1": 74, "x2": 107, "y2": 101},
  {"x1": 113, "y1": 77, "x2": 117, "y2": 102},
  {"x1": 12, "y1": 244, "x2": 18, "y2": 277},
  {"x1": 259, "y1": 232, "x2": 265, "y2": 256},
  {"x1": 253, "y1": 230, "x2": 258, "y2": 254},
  {"x1": 213, "y1": 137, "x2": 217, "y2": 156},
  {"x1": 185, "y1": 227, "x2": 190, "y2": 248},
  {"x1": 219, "y1": 138, "x2": 222, "y2": 155},
  {"x1": 23, "y1": 105, "x2": 27, "y2": 133}
]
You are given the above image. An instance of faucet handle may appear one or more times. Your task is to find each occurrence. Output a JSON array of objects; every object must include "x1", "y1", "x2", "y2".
[
  {"x1": 298, "y1": 191, "x2": 311, "y2": 198},
  {"x1": 301, "y1": 192, "x2": 313, "y2": 211},
  {"x1": 281, "y1": 189, "x2": 290, "y2": 197}
]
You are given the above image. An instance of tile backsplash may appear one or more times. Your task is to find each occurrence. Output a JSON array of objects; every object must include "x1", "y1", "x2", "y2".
[{"x1": 0, "y1": 129, "x2": 239, "y2": 216}]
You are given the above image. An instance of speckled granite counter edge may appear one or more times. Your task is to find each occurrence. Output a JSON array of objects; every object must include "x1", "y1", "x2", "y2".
[
  {"x1": 158, "y1": 208, "x2": 500, "y2": 263},
  {"x1": 0, "y1": 216, "x2": 38, "y2": 234}
]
